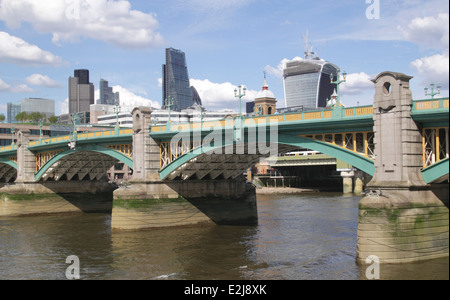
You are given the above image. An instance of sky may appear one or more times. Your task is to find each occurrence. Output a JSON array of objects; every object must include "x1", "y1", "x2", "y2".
[{"x1": 0, "y1": 0, "x2": 449, "y2": 116}]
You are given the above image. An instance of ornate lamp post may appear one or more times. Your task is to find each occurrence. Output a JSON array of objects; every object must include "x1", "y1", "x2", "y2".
[
  {"x1": 69, "y1": 113, "x2": 80, "y2": 150},
  {"x1": 330, "y1": 70, "x2": 347, "y2": 107},
  {"x1": 38, "y1": 119, "x2": 44, "y2": 143},
  {"x1": 165, "y1": 96, "x2": 174, "y2": 124},
  {"x1": 11, "y1": 126, "x2": 15, "y2": 147},
  {"x1": 234, "y1": 85, "x2": 247, "y2": 117},
  {"x1": 114, "y1": 105, "x2": 121, "y2": 128},
  {"x1": 424, "y1": 83, "x2": 441, "y2": 99}
]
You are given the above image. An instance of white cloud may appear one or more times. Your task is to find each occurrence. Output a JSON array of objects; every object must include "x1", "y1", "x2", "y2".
[
  {"x1": 113, "y1": 85, "x2": 161, "y2": 109},
  {"x1": 0, "y1": 78, "x2": 10, "y2": 91},
  {"x1": 190, "y1": 79, "x2": 258, "y2": 111},
  {"x1": 25, "y1": 74, "x2": 62, "y2": 88},
  {"x1": 10, "y1": 84, "x2": 35, "y2": 93},
  {"x1": 59, "y1": 98, "x2": 69, "y2": 115},
  {"x1": 340, "y1": 72, "x2": 374, "y2": 95},
  {"x1": 398, "y1": 13, "x2": 449, "y2": 50},
  {"x1": 399, "y1": 13, "x2": 449, "y2": 88},
  {"x1": 0, "y1": 31, "x2": 63, "y2": 65},
  {"x1": 0, "y1": 0, "x2": 164, "y2": 49},
  {"x1": 411, "y1": 52, "x2": 450, "y2": 88},
  {"x1": 265, "y1": 57, "x2": 303, "y2": 78},
  {"x1": 0, "y1": 77, "x2": 34, "y2": 93}
]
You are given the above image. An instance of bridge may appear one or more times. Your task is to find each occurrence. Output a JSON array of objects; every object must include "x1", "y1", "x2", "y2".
[
  {"x1": 0, "y1": 71, "x2": 448, "y2": 264},
  {"x1": 1, "y1": 98, "x2": 447, "y2": 185}
]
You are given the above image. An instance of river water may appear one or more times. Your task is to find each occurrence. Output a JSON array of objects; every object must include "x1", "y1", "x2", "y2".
[{"x1": 0, "y1": 193, "x2": 448, "y2": 280}]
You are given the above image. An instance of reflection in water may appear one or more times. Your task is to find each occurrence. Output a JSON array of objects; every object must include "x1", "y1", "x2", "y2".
[{"x1": 0, "y1": 193, "x2": 448, "y2": 280}]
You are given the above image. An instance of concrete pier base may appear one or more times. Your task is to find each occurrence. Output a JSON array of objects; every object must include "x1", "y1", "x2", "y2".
[
  {"x1": 357, "y1": 188, "x2": 449, "y2": 264},
  {"x1": 111, "y1": 179, "x2": 258, "y2": 230},
  {"x1": 341, "y1": 171, "x2": 354, "y2": 194},
  {"x1": 0, "y1": 181, "x2": 115, "y2": 217}
]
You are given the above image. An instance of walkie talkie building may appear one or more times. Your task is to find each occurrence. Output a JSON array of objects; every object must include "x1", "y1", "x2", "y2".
[{"x1": 283, "y1": 59, "x2": 339, "y2": 109}]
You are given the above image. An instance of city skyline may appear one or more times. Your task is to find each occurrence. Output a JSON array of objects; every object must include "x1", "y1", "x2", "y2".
[{"x1": 0, "y1": 0, "x2": 448, "y2": 117}]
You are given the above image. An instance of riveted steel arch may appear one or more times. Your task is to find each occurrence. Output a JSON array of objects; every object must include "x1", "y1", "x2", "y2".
[
  {"x1": 159, "y1": 134, "x2": 375, "y2": 180},
  {"x1": 35, "y1": 144, "x2": 133, "y2": 181},
  {"x1": 0, "y1": 158, "x2": 17, "y2": 170}
]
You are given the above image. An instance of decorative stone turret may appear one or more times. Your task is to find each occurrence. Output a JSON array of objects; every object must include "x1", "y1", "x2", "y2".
[{"x1": 356, "y1": 71, "x2": 449, "y2": 264}]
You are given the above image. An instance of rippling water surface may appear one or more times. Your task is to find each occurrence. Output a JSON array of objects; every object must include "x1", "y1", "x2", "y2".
[{"x1": 0, "y1": 193, "x2": 448, "y2": 280}]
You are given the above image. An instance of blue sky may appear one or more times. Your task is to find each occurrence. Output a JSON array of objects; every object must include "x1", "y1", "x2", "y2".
[{"x1": 0, "y1": 0, "x2": 449, "y2": 116}]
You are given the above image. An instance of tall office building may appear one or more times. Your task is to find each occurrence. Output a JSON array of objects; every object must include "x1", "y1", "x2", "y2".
[
  {"x1": 162, "y1": 48, "x2": 201, "y2": 111},
  {"x1": 283, "y1": 59, "x2": 339, "y2": 109},
  {"x1": 99, "y1": 79, "x2": 120, "y2": 105},
  {"x1": 74, "y1": 69, "x2": 90, "y2": 85},
  {"x1": 69, "y1": 69, "x2": 95, "y2": 119},
  {"x1": 21, "y1": 98, "x2": 55, "y2": 118},
  {"x1": 7, "y1": 102, "x2": 21, "y2": 123}
]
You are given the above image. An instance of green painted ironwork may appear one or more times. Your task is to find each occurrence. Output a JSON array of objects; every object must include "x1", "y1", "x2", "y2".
[
  {"x1": 421, "y1": 158, "x2": 449, "y2": 184},
  {"x1": 158, "y1": 134, "x2": 375, "y2": 180},
  {"x1": 0, "y1": 157, "x2": 17, "y2": 170},
  {"x1": 35, "y1": 144, "x2": 133, "y2": 181}
]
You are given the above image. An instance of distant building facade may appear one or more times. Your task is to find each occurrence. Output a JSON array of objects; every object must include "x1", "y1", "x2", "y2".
[
  {"x1": 283, "y1": 59, "x2": 339, "y2": 109},
  {"x1": 7, "y1": 103, "x2": 21, "y2": 123},
  {"x1": 21, "y1": 98, "x2": 55, "y2": 119},
  {"x1": 99, "y1": 79, "x2": 120, "y2": 105},
  {"x1": 162, "y1": 48, "x2": 201, "y2": 111},
  {"x1": 7, "y1": 98, "x2": 55, "y2": 123},
  {"x1": 69, "y1": 69, "x2": 95, "y2": 122}
]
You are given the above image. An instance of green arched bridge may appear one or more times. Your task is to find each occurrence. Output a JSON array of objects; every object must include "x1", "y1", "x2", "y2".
[{"x1": 0, "y1": 97, "x2": 448, "y2": 185}]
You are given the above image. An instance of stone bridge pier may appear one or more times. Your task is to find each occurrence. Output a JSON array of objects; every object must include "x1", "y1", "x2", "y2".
[
  {"x1": 111, "y1": 108, "x2": 258, "y2": 230},
  {"x1": 356, "y1": 72, "x2": 449, "y2": 264},
  {"x1": 0, "y1": 129, "x2": 117, "y2": 217}
]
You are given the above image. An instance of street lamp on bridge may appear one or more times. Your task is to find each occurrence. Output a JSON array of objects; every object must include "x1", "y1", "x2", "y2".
[
  {"x1": 330, "y1": 70, "x2": 347, "y2": 107},
  {"x1": 234, "y1": 85, "x2": 247, "y2": 117},
  {"x1": 424, "y1": 83, "x2": 441, "y2": 99},
  {"x1": 165, "y1": 96, "x2": 174, "y2": 124},
  {"x1": 38, "y1": 119, "x2": 44, "y2": 143},
  {"x1": 114, "y1": 105, "x2": 121, "y2": 129},
  {"x1": 11, "y1": 126, "x2": 15, "y2": 147}
]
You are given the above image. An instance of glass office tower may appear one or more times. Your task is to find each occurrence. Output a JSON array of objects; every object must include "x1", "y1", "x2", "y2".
[
  {"x1": 7, "y1": 103, "x2": 21, "y2": 123},
  {"x1": 283, "y1": 59, "x2": 339, "y2": 109},
  {"x1": 162, "y1": 48, "x2": 194, "y2": 111}
]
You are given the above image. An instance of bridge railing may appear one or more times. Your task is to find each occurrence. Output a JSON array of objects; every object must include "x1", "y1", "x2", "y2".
[
  {"x1": 151, "y1": 104, "x2": 375, "y2": 134},
  {"x1": 0, "y1": 144, "x2": 17, "y2": 153},
  {"x1": 412, "y1": 97, "x2": 449, "y2": 111},
  {"x1": 27, "y1": 128, "x2": 133, "y2": 148}
]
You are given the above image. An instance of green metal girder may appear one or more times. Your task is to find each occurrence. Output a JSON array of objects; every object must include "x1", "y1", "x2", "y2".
[
  {"x1": 35, "y1": 144, "x2": 133, "y2": 181},
  {"x1": 421, "y1": 158, "x2": 449, "y2": 184},
  {"x1": 159, "y1": 134, "x2": 375, "y2": 180},
  {"x1": 0, "y1": 157, "x2": 17, "y2": 170},
  {"x1": 278, "y1": 135, "x2": 375, "y2": 176}
]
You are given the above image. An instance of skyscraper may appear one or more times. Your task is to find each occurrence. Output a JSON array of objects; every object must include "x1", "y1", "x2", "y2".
[
  {"x1": 100, "y1": 79, "x2": 120, "y2": 105},
  {"x1": 162, "y1": 48, "x2": 200, "y2": 111},
  {"x1": 74, "y1": 69, "x2": 90, "y2": 84},
  {"x1": 283, "y1": 59, "x2": 339, "y2": 109},
  {"x1": 69, "y1": 69, "x2": 95, "y2": 116},
  {"x1": 7, "y1": 102, "x2": 21, "y2": 123}
]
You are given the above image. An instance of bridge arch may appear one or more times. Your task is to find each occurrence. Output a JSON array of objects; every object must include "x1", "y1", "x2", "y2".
[
  {"x1": 159, "y1": 134, "x2": 375, "y2": 181},
  {"x1": 421, "y1": 158, "x2": 449, "y2": 184},
  {"x1": 0, "y1": 159, "x2": 17, "y2": 183},
  {"x1": 35, "y1": 144, "x2": 133, "y2": 182}
]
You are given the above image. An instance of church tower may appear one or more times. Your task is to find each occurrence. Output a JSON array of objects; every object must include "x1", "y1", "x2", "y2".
[{"x1": 254, "y1": 73, "x2": 277, "y2": 116}]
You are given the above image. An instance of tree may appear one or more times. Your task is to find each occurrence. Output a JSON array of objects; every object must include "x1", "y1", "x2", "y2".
[
  {"x1": 0, "y1": 114, "x2": 5, "y2": 123},
  {"x1": 30, "y1": 112, "x2": 46, "y2": 123},
  {"x1": 15, "y1": 112, "x2": 29, "y2": 123},
  {"x1": 48, "y1": 115, "x2": 58, "y2": 124}
]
